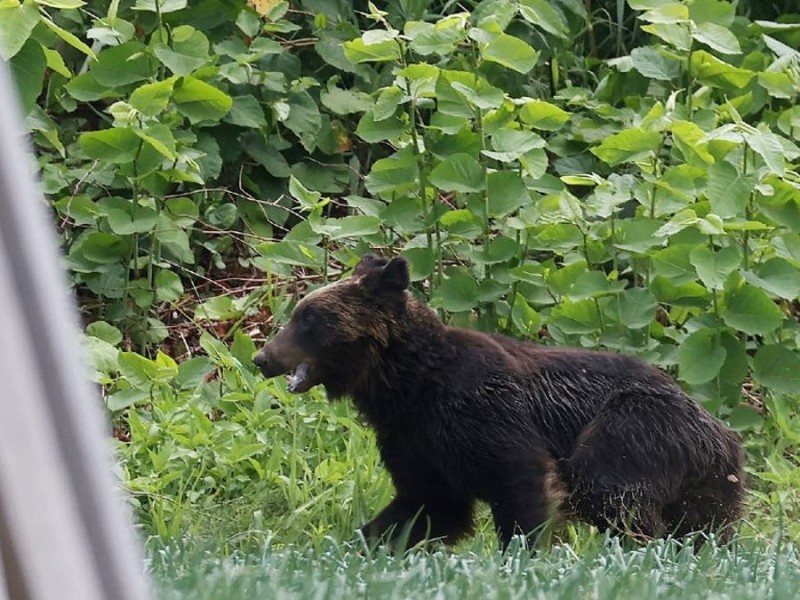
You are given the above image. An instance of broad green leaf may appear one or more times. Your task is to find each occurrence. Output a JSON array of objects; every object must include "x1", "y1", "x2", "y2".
[
  {"x1": 722, "y1": 283, "x2": 783, "y2": 335},
  {"x1": 429, "y1": 153, "x2": 485, "y2": 193},
  {"x1": 79, "y1": 232, "x2": 130, "y2": 264},
  {"x1": 638, "y1": 2, "x2": 689, "y2": 23},
  {"x1": 153, "y1": 25, "x2": 209, "y2": 76},
  {"x1": 42, "y1": 46, "x2": 72, "y2": 78},
  {"x1": 364, "y1": 149, "x2": 419, "y2": 196},
  {"x1": 479, "y1": 32, "x2": 539, "y2": 74},
  {"x1": 373, "y1": 85, "x2": 405, "y2": 120},
  {"x1": 133, "y1": 0, "x2": 186, "y2": 12},
  {"x1": 670, "y1": 121, "x2": 714, "y2": 165},
  {"x1": 759, "y1": 72, "x2": 796, "y2": 99},
  {"x1": 511, "y1": 293, "x2": 541, "y2": 335},
  {"x1": 629, "y1": 46, "x2": 682, "y2": 80},
  {"x1": 155, "y1": 270, "x2": 183, "y2": 303},
  {"x1": 518, "y1": 0, "x2": 568, "y2": 38},
  {"x1": 727, "y1": 406, "x2": 763, "y2": 432},
  {"x1": 549, "y1": 299, "x2": 602, "y2": 334},
  {"x1": 691, "y1": 22, "x2": 741, "y2": 55},
  {"x1": 591, "y1": 128, "x2": 662, "y2": 166},
  {"x1": 613, "y1": 287, "x2": 658, "y2": 329},
  {"x1": 9, "y1": 38, "x2": 46, "y2": 115},
  {"x1": 567, "y1": 271, "x2": 625, "y2": 301},
  {"x1": 518, "y1": 100, "x2": 571, "y2": 131},
  {"x1": 0, "y1": 0, "x2": 39, "y2": 60},
  {"x1": 678, "y1": 328, "x2": 727, "y2": 385},
  {"x1": 487, "y1": 171, "x2": 529, "y2": 216},
  {"x1": 753, "y1": 345, "x2": 800, "y2": 394},
  {"x1": 744, "y1": 130, "x2": 785, "y2": 176},
  {"x1": 691, "y1": 50, "x2": 754, "y2": 88},
  {"x1": 706, "y1": 161, "x2": 756, "y2": 218},
  {"x1": 356, "y1": 111, "x2": 405, "y2": 142},
  {"x1": 405, "y1": 17, "x2": 467, "y2": 56},
  {"x1": 106, "y1": 389, "x2": 150, "y2": 412},
  {"x1": 41, "y1": 15, "x2": 96, "y2": 59},
  {"x1": 85, "y1": 321, "x2": 123, "y2": 346},
  {"x1": 483, "y1": 128, "x2": 545, "y2": 161},
  {"x1": 431, "y1": 269, "x2": 479, "y2": 312},
  {"x1": 91, "y1": 42, "x2": 154, "y2": 87},
  {"x1": 173, "y1": 76, "x2": 233, "y2": 124},
  {"x1": 288, "y1": 175, "x2": 322, "y2": 209},
  {"x1": 283, "y1": 90, "x2": 321, "y2": 151},
  {"x1": 436, "y1": 70, "x2": 505, "y2": 116},
  {"x1": 79, "y1": 127, "x2": 141, "y2": 162},
  {"x1": 128, "y1": 78, "x2": 175, "y2": 116},
  {"x1": 225, "y1": 95, "x2": 267, "y2": 128},
  {"x1": 655, "y1": 208, "x2": 698, "y2": 238},
  {"x1": 343, "y1": 37, "x2": 401, "y2": 63},
  {"x1": 689, "y1": 245, "x2": 740, "y2": 290},
  {"x1": 320, "y1": 86, "x2": 372, "y2": 115},
  {"x1": 641, "y1": 22, "x2": 691, "y2": 51},
  {"x1": 689, "y1": 0, "x2": 735, "y2": 26},
  {"x1": 319, "y1": 215, "x2": 382, "y2": 241},
  {"x1": 743, "y1": 258, "x2": 800, "y2": 300}
]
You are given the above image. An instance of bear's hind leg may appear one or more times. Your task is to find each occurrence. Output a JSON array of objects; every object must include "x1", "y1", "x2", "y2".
[{"x1": 487, "y1": 451, "x2": 562, "y2": 550}]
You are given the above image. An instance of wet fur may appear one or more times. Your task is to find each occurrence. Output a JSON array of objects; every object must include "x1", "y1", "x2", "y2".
[{"x1": 255, "y1": 256, "x2": 745, "y2": 549}]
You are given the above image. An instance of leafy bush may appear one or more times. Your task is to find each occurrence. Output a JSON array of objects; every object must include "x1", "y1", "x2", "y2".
[{"x1": 3, "y1": 0, "x2": 800, "y2": 545}]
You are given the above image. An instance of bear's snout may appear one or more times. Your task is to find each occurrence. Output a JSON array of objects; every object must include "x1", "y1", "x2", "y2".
[{"x1": 253, "y1": 347, "x2": 288, "y2": 378}]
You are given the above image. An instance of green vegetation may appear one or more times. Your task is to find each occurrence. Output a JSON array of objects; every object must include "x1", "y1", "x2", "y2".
[{"x1": 3, "y1": 0, "x2": 800, "y2": 596}]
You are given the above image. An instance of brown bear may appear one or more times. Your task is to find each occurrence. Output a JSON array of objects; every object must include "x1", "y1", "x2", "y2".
[{"x1": 254, "y1": 254, "x2": 745, "y2": 549}]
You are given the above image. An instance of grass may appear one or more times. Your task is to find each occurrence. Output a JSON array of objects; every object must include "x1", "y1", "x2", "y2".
[{"x1": 152, "y1": 534, "x2": 800, "y2": 600}]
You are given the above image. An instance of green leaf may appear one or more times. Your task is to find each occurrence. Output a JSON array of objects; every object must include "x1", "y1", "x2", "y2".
[
  {"x1": 690, "y1": 50, "x2": 753, "y2": 88},
  {"x1": 153, "y1": 25, "x2": 209, "y2": 76},
  {"x1": 479, "y1": 32, "x2": 539, "y2": 74},
  {"x1": 487, "y1": 171, "x2": 530, "y2": 217},
  {"x1": 591, "y1": 128, "x2": 662, "y2": 166},
  {"x1": 91, "y1": 42, "x2": 154, "y2": 87},
  {"x1": 173, "y1": 76, "x2": 233, "y2": 123},
  {"x1": 722, "y1": 283, "x2": 783, "y2": 335},
  {"x1": 106, "y1": 389, "x2": 150, "y2": 412},
  {"x1": 511, "y1": 293, "x2": 541, "y2": 335},
  {"x1": 691, "y1": 22, "x2": 741, "y2": 55},
  {"x1": 288, "y1": 175, "x2": 322, "y2": 209},
  {"x1": 79, "y1": 127, "x2": 141, "y2": 162},
  {"x1": 364, "y1": 149, "x2": 419, "y2": 196},
  {"x1": 431, "y1": 270, "x2": 479, "y2": 312},
  {"x1": 406, "y1": 17, "x2": 467, "y2": 56},
  {"x1": 429, "y1": 153, "x2": 485, "y2": 193},
  {"x1": 679, "y1": 328, "x2": 727, "y2": 385},
  {"x1": 320, "y1": 215, "x2": 382, "y2": 241},
  {"x1": 85, "y1": 321, "x2": 123, "y2": 346},
  {"x1": 629, "y1": 46, "x2": 682, "y2": 81},
  {"x1": 613, "y1": 287, "x2": 658, "y2": 329},
  {"x1": 518, "y1": 100, "x2": 571, "y2": 131},
  {"x1": 518, "y1": 0, "x2": 569, "y2": 38},
  {"x1": 753, "y1": 345, "x2": 800, "y2": 394},
  {"x1": 128, "y1": 78, "x2": 175, "y2": 116},
  {"x1": 343, "y1": 37, "x2": 401, "y2": 63},
  {"x1": 356, "y1": 111, "x2": 405, "y2": 142},
  {"x1": 225, "y1": 95, "x2": 267, "y2": 128},
  {"x1": 483, "y1": 128, "x2": 545, "y2": 161},
  {"x1": 550, "y1": 299, "x2": 602, "y2": 334},
  {"x1": 155, "y1": 270, "x2": 183, "y2": 303},
  {"x1": 744, "y1": 131, "x2": 785, "y2": 176},
  {"x1": 726, "y1": 406, "x2": 763, "y2": 432},
  {"x1": 320, "y1": 86, "x2": 372, "y2": 115},
  {"x1": 41, "y1": 15, "x2": 95, "y2": 59},
  {"x1": 705, "y1": 161, "x2": 756, "y2": 218},
  {"x1": 133, "y1": 0, "x2": 186, "y2": 12},
  {"x1": 689, "y1": 245, "x2": 740, "y2": 290},
  {"x1": 9, "y1": 38, "x2": 46, "y2": 115},
  {"x1": 283, "y1": 90, "x2": 321, "y2": 152},
  {"x1": 0, "y1": 0, "x2": 40, "y2": 60},
  {"x1": 743, "y1": 258, "x2": 800, "y2": 300}
]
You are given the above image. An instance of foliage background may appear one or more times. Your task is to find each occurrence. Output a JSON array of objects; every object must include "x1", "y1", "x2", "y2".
[{"x1": 2, "y1": 0, "x2": 800, "y2": 565}]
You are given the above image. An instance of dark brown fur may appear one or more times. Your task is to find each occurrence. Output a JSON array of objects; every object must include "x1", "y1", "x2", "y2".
[{"x1": 254, "y1": 255, "x2": 745, "y2": 549}]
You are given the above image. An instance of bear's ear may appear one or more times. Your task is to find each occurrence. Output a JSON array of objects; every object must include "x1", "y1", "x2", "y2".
[
  {"x1": 356, "y1": 255, "x2": 409, "y2": 294},
  {"x1": 353, "y1": 254, "x2": 388, "y2": 277},
  {"x1": 381, "y1": 256, "x2": 410, "y2": 292}
]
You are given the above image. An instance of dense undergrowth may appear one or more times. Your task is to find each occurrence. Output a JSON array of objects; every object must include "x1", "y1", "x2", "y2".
[{"x1": 3, "y1": 0, "x2": 800, "y2": 595}]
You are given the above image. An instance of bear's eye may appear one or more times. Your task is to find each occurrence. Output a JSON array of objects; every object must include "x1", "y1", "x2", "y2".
[{"x1": 296, "y1": 309, "x2": 315, "y2": 329}]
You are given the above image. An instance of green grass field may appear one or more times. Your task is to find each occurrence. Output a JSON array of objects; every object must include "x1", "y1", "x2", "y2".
[{"x1": 153, "y1": 535, "x2": 800, "y2": 600}]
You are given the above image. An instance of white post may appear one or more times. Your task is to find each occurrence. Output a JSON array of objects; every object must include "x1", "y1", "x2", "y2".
[{"x1": 0, "y1": 61, "x2": 153, "y2": 599}]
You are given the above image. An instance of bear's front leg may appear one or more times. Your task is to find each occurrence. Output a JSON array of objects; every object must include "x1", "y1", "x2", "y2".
[{"x1": 361, "y1": 494, "x2": 474, "y2": 548}]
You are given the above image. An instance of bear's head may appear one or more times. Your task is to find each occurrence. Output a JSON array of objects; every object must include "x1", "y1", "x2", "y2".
[{"x1": 254, "y1": 254, "x2": 410, "y2": 397}]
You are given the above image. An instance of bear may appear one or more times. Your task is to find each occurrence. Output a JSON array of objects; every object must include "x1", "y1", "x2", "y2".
[{"x1": 254, "y1": 254, "x2": 745, "y2": 550}]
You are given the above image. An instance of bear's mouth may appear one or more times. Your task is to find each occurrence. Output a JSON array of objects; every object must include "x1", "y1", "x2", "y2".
[{"x1": 286, "y1": 361, "x2": 315, "y2": 394}]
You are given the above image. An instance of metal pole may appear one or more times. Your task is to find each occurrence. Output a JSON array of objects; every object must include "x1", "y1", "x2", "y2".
[{"x1": 0, "y1": 61, "x2": 152, "y2": 599}]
